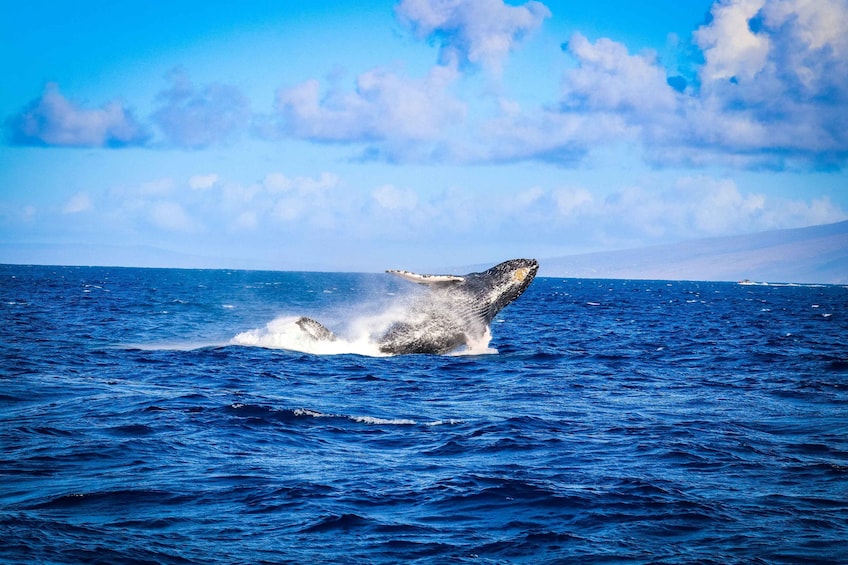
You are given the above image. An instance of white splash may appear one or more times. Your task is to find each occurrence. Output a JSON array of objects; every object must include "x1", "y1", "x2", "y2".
[
  {"x1": 448, "y1": 326, "x2": 498, "y2": 356},
  {"x1": 230, "y1": 315, "x2": 388, "y2": 357},
  {"x1": 231, "y1": 305, "x2": 496, "y2": 357},
  {"x1": 292, "y1": 408, "x2": 462, "y2": 426}
]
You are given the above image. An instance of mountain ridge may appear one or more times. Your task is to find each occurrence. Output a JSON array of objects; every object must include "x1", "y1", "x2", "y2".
[{"x1": 540, "y1": 220, "x2": 848, "y2": 284}]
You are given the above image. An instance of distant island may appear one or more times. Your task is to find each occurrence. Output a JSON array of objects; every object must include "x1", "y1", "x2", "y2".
[{"x1": 541, "y1": 220, "x2": 848, "y2": 284}]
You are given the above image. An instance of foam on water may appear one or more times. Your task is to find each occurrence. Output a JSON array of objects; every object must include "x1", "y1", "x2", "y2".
[
  {"x1": 231, "y1": 299, "x2": 497, "y2": 356},
  {"x1": 231, "y1": 315, "x2": 388, "y2": 356},
  {"x1": 448, "y1": 326, "x2": 498, "y2": 356},
  {"x1": 291, "y1": 407, "x2": 462, "y2": 426}
]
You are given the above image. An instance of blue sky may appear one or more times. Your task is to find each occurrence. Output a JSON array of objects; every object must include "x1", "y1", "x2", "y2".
[{"x1": 2, "y1": 0, "x2": 847, "y2": 272}]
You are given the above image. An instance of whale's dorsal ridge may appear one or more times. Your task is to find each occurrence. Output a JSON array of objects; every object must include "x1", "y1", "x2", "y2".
[{"x1": 386, "y1": 270, "x2": 465, "y2": 286}]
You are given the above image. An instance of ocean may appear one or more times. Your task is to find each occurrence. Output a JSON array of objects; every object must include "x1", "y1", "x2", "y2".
[{"x1": 1, "y1": 264, "x2": 846, "y2": 564}]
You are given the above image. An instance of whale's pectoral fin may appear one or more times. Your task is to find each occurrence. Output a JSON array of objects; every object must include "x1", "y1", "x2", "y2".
[
  {"x1": 386, "y1": 270, "x2": 465, "y2": 286},
  {"x1": 295, "y1": 317, "x2": 338, "y2": 342}
]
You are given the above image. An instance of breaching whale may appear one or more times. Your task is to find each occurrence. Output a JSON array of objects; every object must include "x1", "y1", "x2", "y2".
[{"x1": 295, "y1": 258, "x2": 539, "y2": 355}]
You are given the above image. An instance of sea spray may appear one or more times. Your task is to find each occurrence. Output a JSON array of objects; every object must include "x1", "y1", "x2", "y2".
[
  {"x1": 230, "y1": 294, "x2": 497, "y2": 356},
  {"x1": 231, "y1": 315, "x2": 387, "y2": 356}
]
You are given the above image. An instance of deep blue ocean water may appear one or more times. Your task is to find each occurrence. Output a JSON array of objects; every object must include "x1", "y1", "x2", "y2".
[{"x1": 1, "y1": 264, "x2": 847, "y2": 564}]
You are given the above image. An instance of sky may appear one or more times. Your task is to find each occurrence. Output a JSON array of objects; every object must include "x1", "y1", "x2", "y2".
[{"x1": 1, "y1": 0, "x2": 847, "y2": 273}]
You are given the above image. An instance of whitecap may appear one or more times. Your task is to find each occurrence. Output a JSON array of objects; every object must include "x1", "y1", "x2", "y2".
[{"x1": 350, "y1": 416, "x2": 416, "y2": 425}]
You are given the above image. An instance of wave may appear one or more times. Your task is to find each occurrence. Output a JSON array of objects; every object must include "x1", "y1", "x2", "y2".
[
  {"x1": 117, "y1": 341, "x2": 230, "y2": 351},
  {"x1": 225, "y1": 404, "x2": 462, "y2": 428}
]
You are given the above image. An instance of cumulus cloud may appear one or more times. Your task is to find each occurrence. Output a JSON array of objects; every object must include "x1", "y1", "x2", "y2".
[
  {"x1": 263, "y1": 171, "x2": 341, "y2": 193},
  {"x1": 9, "y1": 0, "x2": 845, "y2": 172},
  {"x1": 148, "y1": 201, "x2": 200, "y2": 232},
  {"x1": 8, "y1": 83, "x2": 149, "y2": 148},
  {"x1": 99, "y1": 176, "x2": 201, "y2": 233},
  {"x1": 396, "y1": 0, "x2": 551, "y2": 73},
  {"x1": 138, "y1": 178, "x2": 176, "y2": 196},
  {"x1": 480, "y1": 0, "x2": 848, "y2": 169},
  {"x1": 189, "y1": 174, "x2": 219, "y2": 190},
  {"x1": 561, "y1": 33, "x2": 677, "y2": 116},
  {"x1": 681, "y1": 0, "x2": 848, "y2": 166},
  {"x1": 254, "y1": 0, "x2": 845, "y2": 170},
  {"x1": 61, "y1": 192, "x2": 93, "y2": 214},
  {"x1": 468, "y1": 33, "x2": 666, "y2": 164},
  {"x1": 373, "y1": 184, "x2": 419, "y2": 210},
  {"x1": 257, "y1": 0, "x2": 547, "y2": 160},
  {"x1": 258, "y1": 64, "x2": 465, "y2": 160},
  {"x1": 151, "y1": 69, "x2": 250, "y2": 148},
  {"x1": 553, "y1": 187, "x2": 593, "y2": 217},
  {"x1": 695, "y1": 0, "x2": 771, "y2": 83},
  {"x1": 478, "y1": 176, "x2": 846, "y2": 248}
]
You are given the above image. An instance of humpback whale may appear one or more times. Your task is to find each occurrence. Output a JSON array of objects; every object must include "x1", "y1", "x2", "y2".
[{"x1": 296, "y1": 258, "x2": 539, "y2": 355}]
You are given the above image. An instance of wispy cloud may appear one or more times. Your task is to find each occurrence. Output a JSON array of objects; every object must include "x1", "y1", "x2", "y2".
[
  {"x1": 62, "y1": 191, "x2": 93, "y2": 214},
  {"x1": 255, "y1": 64, "x2": 465, "y2": 162},
  {"x1": 148, "y1": 201, "x2": 200, "y2": 233},
  {"x1": 7, "y1": 165, "x2": 844, "y2": 268},
  {"x1": 8, "y1": 83, "x2": 149, "y2": 148},
  {"x1": 395, "y1": 0, "x2": 551, "y2": 73},
  {"x1": 188, "y1": 174, "x2": 219, "y2": 191},
  {"x1": 151, "y1": 69, "x2": 250, "y2": 149}
]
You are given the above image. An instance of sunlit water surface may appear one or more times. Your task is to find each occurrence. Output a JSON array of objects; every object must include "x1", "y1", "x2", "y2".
[{"x1": 2, "y1": 265, "x2": 847, "y2": 564}]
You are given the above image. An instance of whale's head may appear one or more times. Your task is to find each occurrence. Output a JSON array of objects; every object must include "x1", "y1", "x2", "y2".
[{"x1": 466, "y1": 258, "x2": 539, "y2": 323}]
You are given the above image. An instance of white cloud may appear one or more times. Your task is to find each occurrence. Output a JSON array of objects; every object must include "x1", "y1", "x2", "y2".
[
  {"x1": 62, "y1": 192, "x2": 93, "y2": 214},
  {"x1": 695, "y1": 0, "x2": 771, "y2": 83},
  {"x1": 684, "y1": 0, "x2": 848, "y2": 165},
  {"x1": 464, "y1": 32, "x2": 673, "y2": 164},
  {"x1": 151, "y1": 69, "x2": 250, "y2": 148},
  {"x1": 562, "y1": 33, "x2": 677, "y2": 115},
  {"x1": 476, "y1": 99, "x2": 630, "y2": 164},
  {"x1": 189, "y1": 174, "x2": 219, "y2": 190},
  {"x1": 261, "y1": 65, "x2": 465, "y2": 160},
  {"x1": 607, "y1": 176, "x2": 846, "y2": 239},
  {"x1": 232, "y1": 210, "x2": 258, "y2": 230},
  {"x1": 263, "y1": 172, "x2": 341, "y2": 193},
  {"x1": 513, "y1": 186, "x2": 545, "y2": 208},
  {"x1": 177, "y1": 172, "x2": 348, "y2": 230},
  {"x1": 9, "y1": 83, "x2": 149, "y2": 148},
  {"x1": 396, "y1": 0, "x2": 551, "y2": 73},
  {"x1": 11, "y1": 167, "x2": 845, "y2": 270},
  {"x1": 553, "y1": 187, "x2": 593, "y2": 217},
  {"x1": 678, "y1": 177, "x2": 767, "y2": 233},
  {"x1": 482, "y1": 0, "x2": 848, "y2": 170},
  {"x1": 373, "y1": 184, "x2": 418, "y2": 210},
  {"x1": 139, "y1": 178, "x2": 176, "y2": 196},
  {"x1": 149, "y1": 201, "x2": 199, "y2": 232},
  {"x1": 263, "y1": 172, "x2": 292, "y2": 193},
  {"x1": 12, "y1": 1, "x2": 844, "y2": 171}
]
